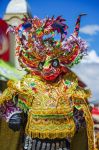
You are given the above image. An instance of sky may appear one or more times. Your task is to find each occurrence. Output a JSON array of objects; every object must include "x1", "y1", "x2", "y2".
[{"x1": 0, "y1": 0, "x2": 99, "y2": 103}]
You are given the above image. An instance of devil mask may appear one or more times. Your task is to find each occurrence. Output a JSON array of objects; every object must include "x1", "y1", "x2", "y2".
[{"x1": 8, "y1": 14, "x2": 87, "y2": 81}]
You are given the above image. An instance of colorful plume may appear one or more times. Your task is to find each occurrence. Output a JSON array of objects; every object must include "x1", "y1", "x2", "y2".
[{"x1": 7, "y1": 15, "x2": 88, "y2": 73}]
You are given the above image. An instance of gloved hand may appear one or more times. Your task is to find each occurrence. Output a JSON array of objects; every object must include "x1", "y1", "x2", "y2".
[{"x1": 9, "y1": 113, "x2": 23, "y2": 131}]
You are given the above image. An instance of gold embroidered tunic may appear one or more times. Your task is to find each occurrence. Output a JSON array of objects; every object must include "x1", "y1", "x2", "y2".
[{"x1": 0, "y1": 72, "x2": 94, "y2": 150}]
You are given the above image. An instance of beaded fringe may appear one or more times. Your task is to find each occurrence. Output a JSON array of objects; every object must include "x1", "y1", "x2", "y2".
[
  {"x1": 25, "y1": 130, "x2": 75, "y2": 140},
  {"x1": 24, "y1": 136, "x2": 70, "y2": 150}
]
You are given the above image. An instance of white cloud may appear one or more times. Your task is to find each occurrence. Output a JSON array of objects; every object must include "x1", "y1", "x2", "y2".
[
  {"x1": 82, "y1": 50, "x2": 99, "y2": 63},
  {"x1": 80, "y1": 25, "x2": 99, "y2": 35},
  {"x1": 72, "y1": 63, "x2": 99, "y2": 103},
  {"x1": 73, "y1": 50, "x2": 99, "y2": 103}
]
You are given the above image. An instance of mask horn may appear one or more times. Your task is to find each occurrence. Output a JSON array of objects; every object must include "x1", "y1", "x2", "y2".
[{"x1": 73, "y1": 13, "x2": 87, "y2": 37}]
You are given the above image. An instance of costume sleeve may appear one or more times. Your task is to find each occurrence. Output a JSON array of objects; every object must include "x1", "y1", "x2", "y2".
[
  {"x1": 0, "y1": 87, "x2": 16, "y2": 105},
  {"x1": 0, "y1": 100, "x2": 22, "y2": 122},
  {"x1": 72, "y1": 87, "x2": 94, "y2": 150},
  {"x1": 0, "y1": 81, "x2": 22, "y2": 122},
  {"x1": 6, "y1": 78, "x2": 34, "y2": 113},
  {"x1": 72, "y1": 87, "x2": 91, "y2": 106}
]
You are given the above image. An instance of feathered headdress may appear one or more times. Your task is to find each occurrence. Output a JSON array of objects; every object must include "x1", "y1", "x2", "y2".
[{"x1": 7, "y1": 14, "x2": 87, "y2": 71}]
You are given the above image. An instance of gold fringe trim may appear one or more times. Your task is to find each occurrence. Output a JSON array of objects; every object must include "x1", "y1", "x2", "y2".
[
  {"x1": 81, "y1": 100, "x2": 94, "y2": 150},
  {"x1": 25, "y1": 128, "x2": 75, "y2": 140},
  {"x1": 25, "y1": 110, "x2": 76, "y2": 139}
]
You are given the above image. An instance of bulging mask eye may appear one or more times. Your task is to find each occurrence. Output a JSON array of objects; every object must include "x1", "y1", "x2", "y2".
[
  {"x1": 38, "y1": 62, "x2": 44, "y2": 70},
  {"x1": 52, "y1": 59, "x2": 59, "y2": 67}
]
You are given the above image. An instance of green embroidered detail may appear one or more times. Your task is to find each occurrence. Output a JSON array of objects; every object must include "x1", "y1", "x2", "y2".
[
  {"x1": 30, "y1": 82, "x2": 36, "y2": 88},
  {"x1": 17, "y1": 99, "x2": 30, "y2": 112},
  {"x1": 65, "y1": 80, "x2": 71, "y2": 87},
  {"x1": 32, "y1": 113, "x2": 73, "y2": 119},
  {"x1": 75, "y1": 105, "x2": 82, "y2": 110}
]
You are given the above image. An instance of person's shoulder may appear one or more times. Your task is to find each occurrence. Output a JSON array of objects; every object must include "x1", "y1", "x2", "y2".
[{"x1": 63, "y1": 71, "x2": 78, "y2": 82}]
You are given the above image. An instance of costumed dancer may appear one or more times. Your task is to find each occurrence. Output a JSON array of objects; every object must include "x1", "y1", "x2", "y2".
[{"x1": 0, "y1": 14, "x2": 94, "y2": 150}]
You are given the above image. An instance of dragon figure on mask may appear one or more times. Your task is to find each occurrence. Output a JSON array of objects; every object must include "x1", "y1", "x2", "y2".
[{"x1": 0, "y1": 14, "x2": 94, "y2": 150}]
